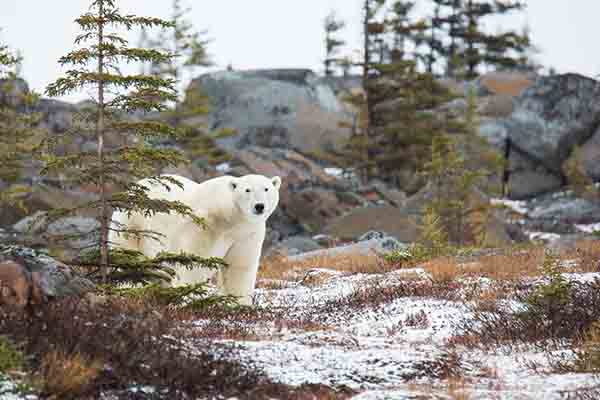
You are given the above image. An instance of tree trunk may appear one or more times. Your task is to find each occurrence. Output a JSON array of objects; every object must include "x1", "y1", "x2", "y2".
[
  {"x1": 97, "y1": 0, "x2": 109, "y2": 281},
  {"x1": 362, "y1": 0, "x2": 371, "y2": 184},
  {"x1": 466, "y1": 1, "x2": 477, "y2": 79}
]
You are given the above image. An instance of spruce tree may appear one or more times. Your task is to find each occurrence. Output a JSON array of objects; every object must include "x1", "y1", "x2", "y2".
[
  {"x1": 371, "y1": 59, "x2": 458, "y2": 189},
  {"x1": 451, "y1": 0, "x2": 528, "y2": 78},
  {"x1": 430, "y1": 0, "x2": 465, "y2": 76},
  {"x1": 563, "y1": 145, "x2": 595, "y2": 198},
  {"x1": 388, "y1": 1, "x2": 415, "y2": 59},
  {"x1": 421, "y1": 1, "x2": 446, "y2": 74},
  {"x1": 148, "y1": 0, "x2": 211, "y2": 126},
  {"x1": 388, "y1": 1, "x2": 428, "y2": 63},
  {"x1": 145, "y1": 0, "x2": 231, "y2": 169},
  {"x1": 323, "y1": 11, "x2": 346, "y2": 77},
  {"x1": 348, "y1": 0, "x2": 387, "y2": 183},
  {"x1": 0, "y1": 41, "x2": 41, "y2": 209},
  {"x1": 358, "y1": 1, "x2": 460, "y2": 190},
  {"x1": 43, "y1": 0, "x2": 222, "y2": 283},
  {"x1": 323, "y1": 1, "x2": 386, "y2": 183},
  {"x1": 421, "y1": 134, "x2": 488, "y2": 246},
  {"x1": 420, "y1": 89, "x2": 499, "y2": 247}
]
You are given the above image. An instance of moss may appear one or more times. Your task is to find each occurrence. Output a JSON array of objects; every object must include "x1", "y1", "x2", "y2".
[{"x1": 0, "y1": 336, "x2": 23, "y2": 374}]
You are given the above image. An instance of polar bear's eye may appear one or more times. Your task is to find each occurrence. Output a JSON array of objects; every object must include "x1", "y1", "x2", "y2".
[
  {"x1": 245, "y1": 188, "x2": 251, "y2": 193},
  {"x1": 265, "y1": 188, "x2": 269, "y2": 192}
]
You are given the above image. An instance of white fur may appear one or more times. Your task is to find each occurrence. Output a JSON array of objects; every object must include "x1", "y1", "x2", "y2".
[{"x1": 109, "y1": 174, "x2": 281, "y2": 305}]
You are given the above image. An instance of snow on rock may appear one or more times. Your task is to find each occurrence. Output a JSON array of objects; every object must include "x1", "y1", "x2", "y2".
[
  {"x1": 324, "y1": 167, "x2": 356, "y2": 180},
  {"x1": 526, "y1": 231, "x2": 562, "y2": 242},
  {"x1": 575, "y1": 222, "x2": 600, "y2": 233},
  {"x1": 215, "y1": 162, "x2": 231, "y2": 173},
  {"x1": 491, "y1": 198, "x2": 529, "y2": 215}
]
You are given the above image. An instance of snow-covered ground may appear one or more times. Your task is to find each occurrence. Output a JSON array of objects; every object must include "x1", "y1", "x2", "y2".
[
  {"x1": 3, "y1": 265, "x2": 599, "y2": 398},
  {"x1": 188, "y1": 267, "x2": 600, "y2": 399},
  {"x1": 0, "y1": 375, "x2": 35, "y2": 400}
]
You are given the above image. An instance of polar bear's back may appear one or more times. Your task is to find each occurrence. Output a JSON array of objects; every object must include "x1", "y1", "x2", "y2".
[
  {"x1": 142, "y1": 174, "x2": 235, "y2": 212},
  {"x1": 140, "y1": 174, "x2": 198, "y2": 203},
  {"x1": 110, "y1": 175, "x2": 203, "y2": 255}
]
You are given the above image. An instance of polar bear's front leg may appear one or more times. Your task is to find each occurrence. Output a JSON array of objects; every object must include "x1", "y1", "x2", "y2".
[{"x1": 221, "y1": 231, "x2": 265, "y2": 306}]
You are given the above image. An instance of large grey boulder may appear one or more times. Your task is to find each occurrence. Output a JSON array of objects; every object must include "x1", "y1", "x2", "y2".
[
  {"x1": 186, "y1": 69, "x2": 351, "y2": 153},
  {"x1": 12, "y1": 213, "x2": 99, "y2": 250},
  {"x1": 505, "y1": 149, "x2": 563, "y2": 199},
  {"x1": 267, "y1": 235, "x2": 323, "y2": 257},
  {"x1": 528, "y1": 196, "x2": 600, "y2": 224},
  {"x1": 503, "y1": 73, "x2": 600, "y2": 171},
  {"x1": 0, "y1": 245, "x2": 94, "y2": 299},
  {"x1": 477, "y1": 73, "x2": 600, "y2": 198},
  {"x1": 288, "y1": 234, "x2": 407, "y2": 261}
]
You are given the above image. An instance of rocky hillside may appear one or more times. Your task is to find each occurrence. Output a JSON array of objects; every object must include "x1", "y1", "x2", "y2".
[{"x1": 2, "y1": 70, "x2": 600, "y2": 254}]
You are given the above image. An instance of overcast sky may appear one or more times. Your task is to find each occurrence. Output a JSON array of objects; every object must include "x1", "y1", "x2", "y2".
[{"x1": 1, "y1": 1, "x2": 598, "y2": 102}]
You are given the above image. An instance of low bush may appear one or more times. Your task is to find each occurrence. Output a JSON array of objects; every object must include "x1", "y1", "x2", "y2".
[
  {"x1": 453, "y1": 276, "x2": 600, "y2": 349},
  {"x1": 35, "y1": 351, "x2": 102, "y2": 398},
  {"x1": 105, "y1": 282, "x2": 239, "y2": 311},
  {"x1": 0, "y1": 297, "x2": 261, "y2": 398},
  {"x1": 571, "y1": 322, "x2": 600, "y2": 373}
]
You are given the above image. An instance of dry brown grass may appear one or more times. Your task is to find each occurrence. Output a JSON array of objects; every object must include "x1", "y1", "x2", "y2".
[
  {"x1": 36, "y1": 351, "x2": 102, "y2": 398},
  {"x1": 260, "y1": 239, "x2": 600, "y2": 288},
  {"x1": 258, "y1": 250, "x2": 389, "y2": 282},
  {"x1": 422, "y1": 240, "x2": 600, "y2": 282},
  {"x1": 562, "y1": 239, "x2": 600, "y2": 273},
  {"x1": 421, "y1": 248, "x2": 544, "y2": 282},
  {"x1": 446, "y1": 377, "x2": 469, "y2": 400}
]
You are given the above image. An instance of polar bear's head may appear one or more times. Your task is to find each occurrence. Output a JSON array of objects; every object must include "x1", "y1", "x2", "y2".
[{"x1": 229, "y1": 174, "x2": 282, "y2": 220}]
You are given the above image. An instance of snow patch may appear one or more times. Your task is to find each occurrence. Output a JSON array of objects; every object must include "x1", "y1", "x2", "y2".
[
  {"x1": 526, "y1": 231, "x2": 561, "y2": 242},
  {"x1": 491, "y1": 198, "x2": 529, "y2": 215},
  {"x1": 215, "y1": 162, "x2": 231, "y2": 173},
  {"x1": 575, "y1": 222, "x2": 600, "y2": 233}
]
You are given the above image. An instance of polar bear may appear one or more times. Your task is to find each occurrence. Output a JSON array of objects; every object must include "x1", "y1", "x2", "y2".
[{"x1": 109, "y1": 174, "x2": 281, "y2": 305}]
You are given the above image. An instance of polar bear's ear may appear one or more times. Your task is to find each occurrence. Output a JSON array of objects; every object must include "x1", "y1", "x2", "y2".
[
  {"x1": 229, "y1": 178, "x2": 238, "y2": 191},
  {"x1": 272, "y1": 176, "x2": 282, "y2": 189}
]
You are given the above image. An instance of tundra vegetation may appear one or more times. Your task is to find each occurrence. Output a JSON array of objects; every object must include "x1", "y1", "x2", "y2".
[{"x1": 1, "y1": 0, "x2": 600, "y2": 399}]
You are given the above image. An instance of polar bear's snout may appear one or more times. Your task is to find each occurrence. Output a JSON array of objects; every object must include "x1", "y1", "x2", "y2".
[{"x1": 254, "y1": 203, "x2": 265, "y2": 215}]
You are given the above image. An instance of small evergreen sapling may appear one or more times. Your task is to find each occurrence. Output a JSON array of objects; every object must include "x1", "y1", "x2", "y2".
[
  {"x1": 563, "y1": 145, "x2": 595, "y2": 198},
  {"x1": 43, "y1": 0, "x2": 224, "y2": 283},
  {"x1": 418, "y1": 86, "x2": 501, "y2": 248},
  {"x1": 421, "y1": 133, "x2": 490, "y2": 247}
]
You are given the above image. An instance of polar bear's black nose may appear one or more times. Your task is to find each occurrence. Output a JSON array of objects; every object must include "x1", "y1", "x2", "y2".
[{"x1": 254, "y1": 203, "x2": 265, "y2": 214}]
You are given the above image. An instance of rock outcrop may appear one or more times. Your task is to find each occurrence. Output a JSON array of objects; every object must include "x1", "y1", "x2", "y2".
[
  {"x1": 229, "y1": 146, "x2": 408, "y2": 241},
  {"x1": 325, "y1": 185, "x2": 520, "y2": 247},
  {"x1": 0, "y1": 245, "x2": 94, "y2": 307},
  {"x1": 186, "y1": 69, "x2": 352, "y2": 154},
  {"x1": 478, "y1": 73, "x2": 600, "y2": 199}
]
